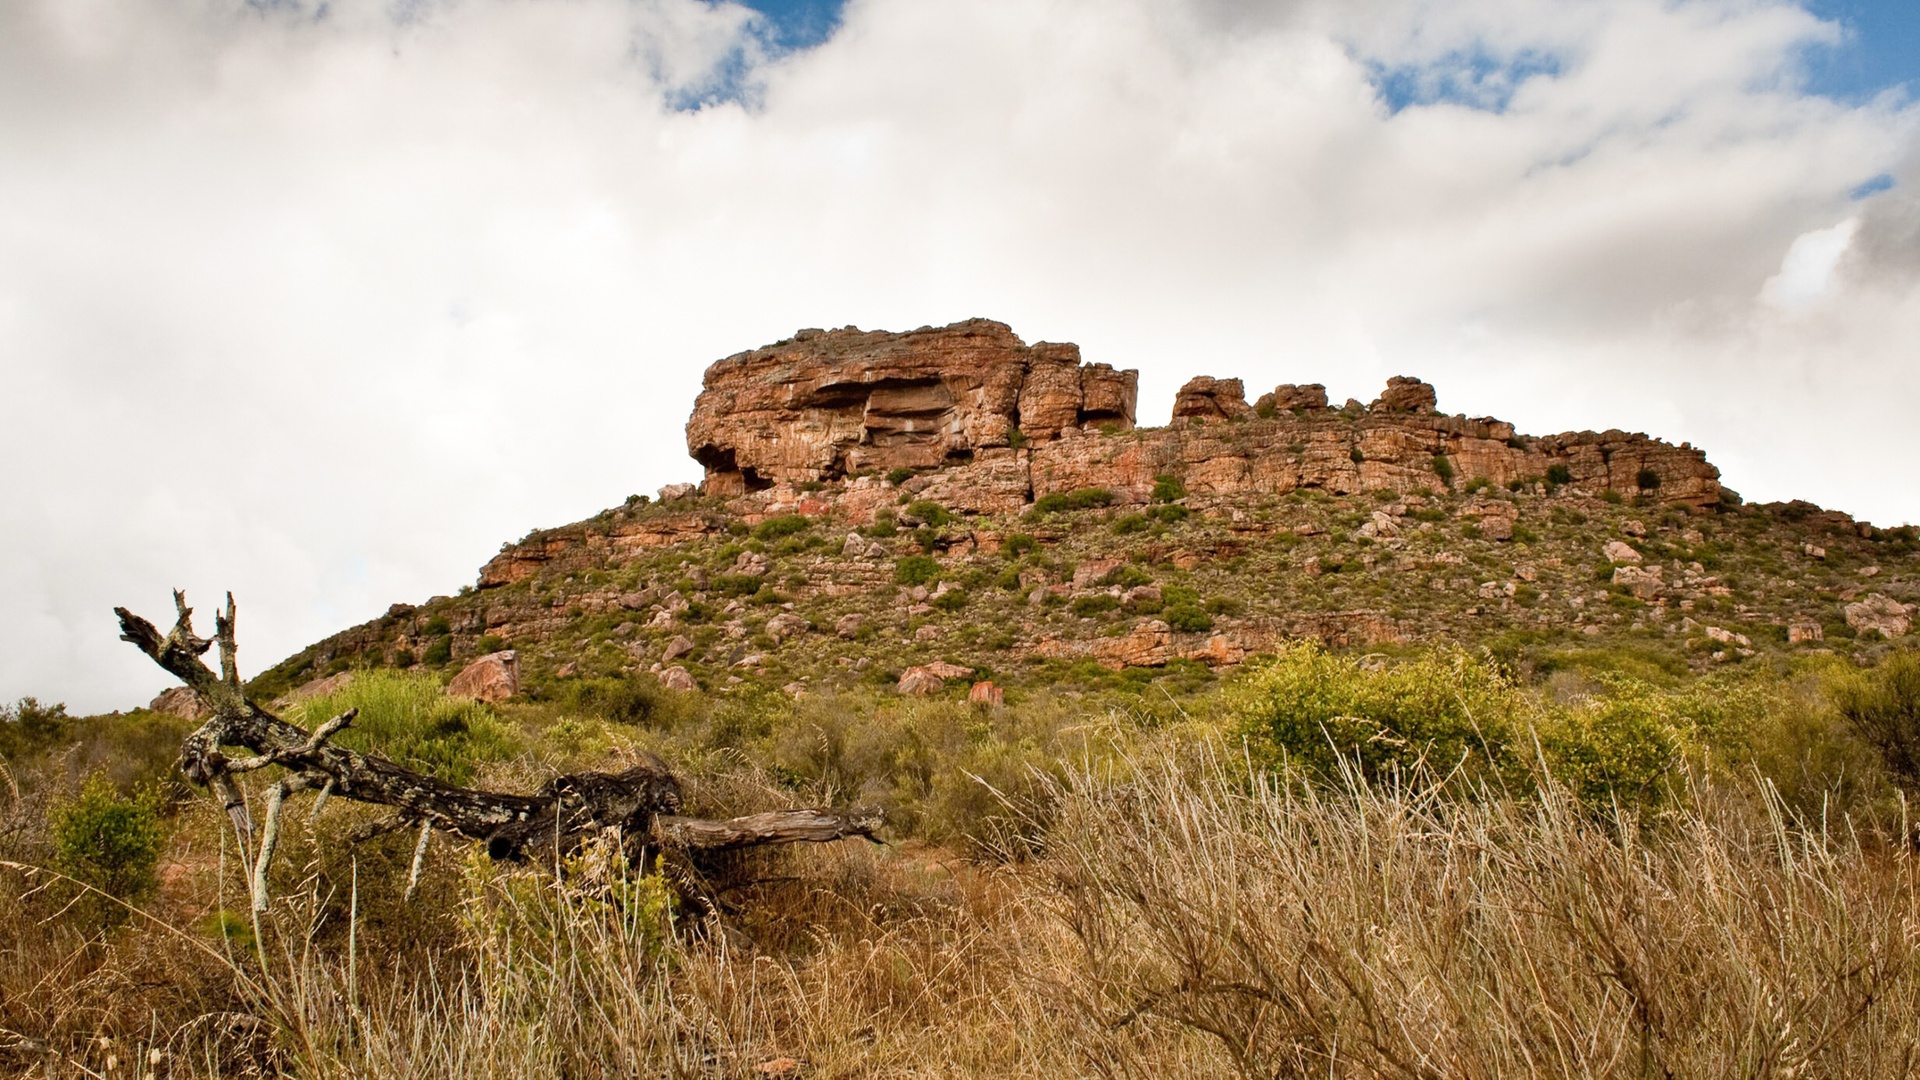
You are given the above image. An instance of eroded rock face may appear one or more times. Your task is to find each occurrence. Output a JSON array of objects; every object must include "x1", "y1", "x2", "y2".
[
  {"x1": 686, "y1": 319, "x2": 1138, "y2": 496},
  {"x1": 1172, "y1": 377, "x2": 1253, "y2": 422},
  {"x1": 682, "y1": 320, "x2": 1722, "y2": 511},
  {"x1": 1845, "y1": 593, "x2": 1911, "y2": 638}
]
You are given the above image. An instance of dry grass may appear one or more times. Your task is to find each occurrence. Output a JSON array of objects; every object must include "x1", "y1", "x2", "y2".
[{"x1": 3, "y1": 734, "x2": 1918, "y2": 1078}]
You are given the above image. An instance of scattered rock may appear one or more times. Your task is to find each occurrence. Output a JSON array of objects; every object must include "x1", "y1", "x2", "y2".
[
  {"x1": 448, "y1": 651, "x2": 519, "y2": 703},
  {"x1": 733, "y1": 550, "x2": 771, "y2": 577},
  {"x1": 1704, "y1": 625, "x2": 1751, "y2": 647},
  {"x1": 148, "y1": 686, "x2": 209, "y2": 720},
  {"x1": 925, "y1": 661, "x2": 976, "y2": 680},
  {"x1": 897, "y1": 667, "x2": 945, "y2": 695},
  {"x1": 1478, "y1": 516, "x2": 1513, "y2": 542},
  {"x1": 657, "y1": 482, "x2": 697, "y2": 502},
  {"x1": 765, "y1": 613, "x2": 811, "y2": 642},
  {"x1": 659, "y1": 666, "x2": 697, "y2": 691},
  {"x1": 835, "y1": 613, "x2": 863, "y2": 639},
  {"x1": 842, "y1": 532, "x2": 868, "y2": 557},
  {"x1": 731, "y1": 653, "x2": 768, "y2": 669},
  {"x1": 968, "y1": 680, "x2": 1004, "y2": 706},
  {"x1": 1845, "y1": 593, "x2": 1911, "y2": 638},
  {"x1": 1622, "y1": 520, "x2": 1647, "y2": 538},
  {"x1": 1123, "y1": 583, "x2": 1162, "y2": 606},
  {"x1": 1604, "y1": 540, "x2": 1643, "y2": 565},
  {"x1": 782, "y1": 682, "x2": 808, "y2": 698},
  {"x1": 1788, "y1": 620, "x2": 1824, "y2": 643},
  {"x1": 1803, "y1": 543, "x2": 1826, "y2": 559},
  {"x1": 913, "y1": 625, "x2": 942, "y2": 642},
  {"x1": 1072, "y1": 558, "x2": 1126, "y2": 590},
  {"x1": 662, "y1": 635, "x2": 696, "y2": 661},
  {"x1": 1613, "y1": 565, "x2": 1665, "y2": 600}
]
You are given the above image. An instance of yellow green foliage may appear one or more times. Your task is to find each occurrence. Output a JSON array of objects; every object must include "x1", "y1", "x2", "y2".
[{"x1": 291, "y1": 670, "x2": 518, "y2": 786}]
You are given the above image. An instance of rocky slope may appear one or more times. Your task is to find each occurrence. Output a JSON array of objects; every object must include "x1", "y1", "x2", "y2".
[{"x1": 245, "y1": 320, "x2": 1917, "y2": 705}]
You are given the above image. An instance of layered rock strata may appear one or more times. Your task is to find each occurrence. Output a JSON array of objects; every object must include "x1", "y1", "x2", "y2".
[
  {"x1": 686, "y1": 319, "x2": 1138, "y2": 497},
  {"x1": 686, "y1": 322, "x2": 1722, "y2": 512}
]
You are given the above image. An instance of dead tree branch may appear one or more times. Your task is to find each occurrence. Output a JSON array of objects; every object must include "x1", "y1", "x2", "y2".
[{"x1": 116, "y1": 592, "x2": 883, "y2": 902}]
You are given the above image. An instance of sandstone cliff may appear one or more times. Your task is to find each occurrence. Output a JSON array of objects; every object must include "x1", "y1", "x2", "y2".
[
  {"x1": 686, "y1": 319, "x2": 1137, "y2": 497},
  {"x1": 687, "y1": 320, "x2": 1721, "y2": 514}
]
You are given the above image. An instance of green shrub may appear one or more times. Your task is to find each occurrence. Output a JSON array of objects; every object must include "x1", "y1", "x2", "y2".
[
  {"x1": 421, "y1": 615, "x2": 452, "y2": 636},
  {"x1": 1233, "y1": 646, "x2": 1522, "y2": 784},
  {"x1": 867, "y1": 511, "x2": 898, "y2": 538},
  {"x1": 49, "y1": 773, "x2": 163, "y2": 924},
  {"x1": 1007, "y1": 429, "x2": 1028, "y2": 449},
  {"x1": 1350, "y1": 447, "x2": 1366, "y2": 465},
  {"x1": 1545, "y1": 464, "x2": 1572, "y2": 486},
  {"x1": 1636, "y1": 468, "x2": 1662, "y2": 491},
  {"x1": 1032, "y1": 493, "x2": 1070, "y2": 514},
  {"x1": 1001, "y1": 532, "x2": 1037, "y2": 557},
  {"x1": 1164, "y1": 605, "x2": 1213, "y2": 633},
  {"x1": 932, "y1": 588, "x2": 969, "y2": 612},
  {"x1": 1464, "y1": 477, "x2": 1493, "y2": 494},
  {"x1": 1151, "y1": 474, "x2": 1186, "y2": 503},
  {"x1": 0, "y1": 697, "x2": 70, "y2": 760},
  {"x1": 1112, "y1": 514, "x2": 1150, "y2": 535},
  {"x1": 474, "y1": 635, "x2": 506, "y2": 655},
  {"x1": 895, "y1": 555, "x2": 940, "y2": 586},
  {"x1": 1538, "y1": 691, "x2": 1683, "y2": 810},
  {"x1": 1431, "y1": 455, "x2": 1455, "y2": 485},
  {"x1": 1099, "y1": 564, "x2": 1153, "y2": 589},
  {"x1": 560, "y1": 676, "x2": 671, "y2": 728},
  {"x1": 422, "y1": 636, "x2": 454, "y2": 666},
  {"x1": 1072, "y1": 595, "x2": 1120, "y2": 617},
  {"x1": 906, "y1": 500, "x2": 955, "y2": 527},
  {"x1": 752, "y1": 514, "x2": 810, "y2": 542},
  {"x1": 1151, "y1": 503, "x2": 1191, "y2": 524},
  {"x1": 392, "y1": 646, "x2": 417, "y2": 668},
  {"x1": 713, "y1": 573, "x2": 766, "y2": 597},
  {"x1": 292, "y1": 671, "x2": 518, "y2": 786},
  {"x1": 886, "y1": 468, "x2": 915, "y2": 486},
  {"x1": 1832, "y1": 652, "x2": 1920, "y2": 795},
  {"x1": 1066, "y1": 487, "x2": 1115, "y2": 509}
]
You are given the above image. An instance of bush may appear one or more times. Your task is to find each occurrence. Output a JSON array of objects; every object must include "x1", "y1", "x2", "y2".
[
  {"x1": 1350, "y1": 447, "x2": 1366, "y2": 465},
  {"x1": 49, "y1": 773, "x2": 163, "y2": 924},
  {"x1": 560, "y1": 676, "x2": 671, "y2": 728},
  {"x1": 1832, "y1": 652, "x2": 1920, "y2": 795},
  {"x1": 932, "y1": 588, "x2": 969, "y2": 612},
  {"x1": 1112, "y1": 514, "x2": 1150, "y2": 535},
  {"x1": 421, "y1": 615, "x2": 452, "y2": 636},
  {"x1": 895, "y1": 555, "x2": 940, "y2": 586},
  {"x1": 474, "y1": 635, "x2": 506, "y2": 655},
  {"x1": 1636, "y1": 468, "x2": 1662, "y2": 491},
  {"x1": 886, "y1": 467, "x2": 915, "y2": 486},
  {"x1": 1164, "y1": 605, "x2": 1214, "y2": 633},
  {"x1": 1032, "y1": 492, "x2": 1070, "y2": 514},
  {"x1": 1545, "y1": 464, "x2": 1573, "y2": 486},
  {"x1": 0, "y1": 697, "x2": 70, "y2": 760},
  {"x1": 906, "y1": 500, "x2": 955, "y2": 528},
  {"x1": 1431, "y1": 455, "x2": 1455, "y2": 485},
  {"x1": 292, "y1": 671, "x2": 518, "y2": 786},
  {"x1": 1099, "y1": 564, "x2": 1153, "y2": 589},
  {"x1": 422, "y1": 636, "x2": 454, "y2": 666},
  {"x1": 1151, "y1": 474, "x2": 1186, "y2": 503},
  {"x1": 1151, "y1": 503, "x2": 1191, "y2": 524},
  {"x1": 752, "y1": 514, "x2": 810, "y2": 542},
  {"x1": 1234, "y1": 646, "x2": 1521, "y2": 784},
  {"x1": 1066, "y1": 487, "x2": 1115, "y2": 509},
  {"x1": 1001, "y1": 533, "x2": 1036, "y2": 558},
  {"x1": 713, "y1": 573, "x2": 766, "y2": 597},
  {"x1": 1072, "y1": 595, "x2": 1119, "y2": 617}
]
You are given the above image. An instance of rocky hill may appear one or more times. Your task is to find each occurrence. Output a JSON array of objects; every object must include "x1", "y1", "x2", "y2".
[{"x1": 244, "y1": 319, "x2": 1918, "y2": 705}]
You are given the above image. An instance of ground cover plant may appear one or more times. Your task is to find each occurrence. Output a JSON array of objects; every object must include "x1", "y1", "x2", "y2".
[{"x1": 4, "y1": 634, "x2": 1920, "y2": 1076}]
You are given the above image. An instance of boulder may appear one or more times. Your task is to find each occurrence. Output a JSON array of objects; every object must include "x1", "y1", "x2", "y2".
[
  {"x1": 897, "y1": 667, "x2": 945, "y2": 695},
  {"x1": 1788, "y1": 620, "x2": 1824, "y2": 643},
  {"x1": 657, "y1": 482, "x2": 698, "y2": 502},
  {"x1": 1478, "y1": 516, "x2": 1514, "y2": 542},
  {"x1": 1171, "y1": 376, "x2": 1253, "y2": 422},
  {"x1": 148, "y1": 686, "x2": 209, "y2": 720},
  {"x1": 659, "y1": 666, "x2": 698, "y2": 692},
  {"x1": 662, "y1": 634, "x2": 696, "y2": 661},
  {"x1": 448, "y1": 651, "x2": 519, "y2": 703},
  {"x1": 1371, "y1": 376, "x2": 1438, "y2": 414},
  {"x1": 1253, "y1": 383, "x2": 1328, "y2": 413},
  {"x1": 765, "y1": 613, "x2": 811, "y2": 643},
  {"x1": 1604, "y1": 541, "x2": 1643, "y2": 565},
  {"x1": 1845, "y1": 594, "x2": 1912, "y2": 638},
  {"x1": 1612, "y1": 565, "x2": 1665, "y2": 600},
  {"x1": 924, "y1": 661, "x2": 976, "y2": 680},
  {"x1": 968, "y1": 680, "x2": 1004, "y2": 706},
  {"x1": 835, "y1": 613, "x2": 864, "y2": 639}
]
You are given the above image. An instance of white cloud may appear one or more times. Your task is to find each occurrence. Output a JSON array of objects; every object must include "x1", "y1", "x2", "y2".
[{"x1": 2, "y1": 0, "x2": 1915, "y2": 710}]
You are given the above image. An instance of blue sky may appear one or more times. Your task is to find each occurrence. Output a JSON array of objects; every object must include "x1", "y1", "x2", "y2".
[
  {"x1": 740, "y1": 0, "x2": 1919, "y2": 103},
  {"x1": 4, "y1": 0, "x2": 1917, "y2": 710}
]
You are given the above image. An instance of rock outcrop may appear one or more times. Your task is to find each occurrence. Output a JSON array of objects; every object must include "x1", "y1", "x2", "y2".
[
  {"x1": 684, "y1": 321, "x2": 1722, "y2": 511},
  {"x1": 686, "y1": 319, "x2": 1138, "y2": 497},
  {"x1": 448, "y1": 650, "x2": 520, "y2": 702}
]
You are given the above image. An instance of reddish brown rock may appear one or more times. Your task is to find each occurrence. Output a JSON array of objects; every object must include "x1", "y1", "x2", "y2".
[
  {"x1": 149, "y1": 686, "x2": 210, "y2": 720},
  {"x1": 897, "y1": 666, "x2": 945, "y2": 695},
  {"x1": 685, "y1": 319, "x2": 1137, "y2": 494},
  {"x1": 968, "y1": 680, "x2": 1004, "y2": 706},
  {"x1": 659, "y1": 666, "x2": 698, "y2": 692},
  {"x1": 1172, "y1": 377, "x2": 1253, "y2": 422},
  {"x1": 1372, "y1": 376, "x2": 1438, "y2": 414},
  {"x1": 1845, "y1": 594, "x2": 1911, "y2": 638},
  {"x1": 1253, "y1": 384, "x2": 1329, "y2": 413},
  {"x1": 924, "y1": 660, "x2": 976, "y2": 680},
  {"x1": 1092, "y1": 620, "x2": 1173, "y2": 670},
  {"x1": 448, "y1": 650, "x2": 519, "y2": 703}
]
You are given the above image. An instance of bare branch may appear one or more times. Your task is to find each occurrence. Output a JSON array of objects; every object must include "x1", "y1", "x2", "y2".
[{"x1": 405, "y1": 820, "x2": 432, "y2": 902}]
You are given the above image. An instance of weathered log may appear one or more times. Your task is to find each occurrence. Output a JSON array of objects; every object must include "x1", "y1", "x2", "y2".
[{"x1": 116, "y1": 592, "x2": 882, "y2": 899}]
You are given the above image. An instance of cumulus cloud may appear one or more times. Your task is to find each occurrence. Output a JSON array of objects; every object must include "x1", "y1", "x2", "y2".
[{"x1": 2, "y1": 0, "x2": 1915, "y2": 710}]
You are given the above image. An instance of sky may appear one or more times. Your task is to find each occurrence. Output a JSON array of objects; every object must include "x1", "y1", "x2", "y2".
[{"x1": 2, "y1": 0, "x2": 1917, "y2": 713}]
